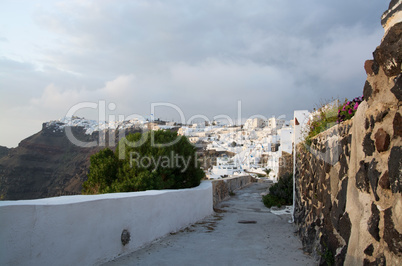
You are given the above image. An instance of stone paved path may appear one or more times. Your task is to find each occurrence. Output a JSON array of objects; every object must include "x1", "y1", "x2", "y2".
[{"x1": 103, "y1": 182, "x2": 316, "y2": 266}]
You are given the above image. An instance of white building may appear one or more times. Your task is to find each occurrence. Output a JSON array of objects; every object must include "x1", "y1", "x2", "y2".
[
  {"x1": 211, "y1": 156, "x2": 242, "y2": 177},
  {"x1": 293, "y1": 110, "x2": 310, "y2": 145},
  {"x1": 279, "y1": 127, "x2": 293, "y2": 154},
  {"x1": 244, "y1": 118, "x2": 265, "y2": 130},
  {"x1": 268, "y1": 116, "x2": 285, "y2": 130}
]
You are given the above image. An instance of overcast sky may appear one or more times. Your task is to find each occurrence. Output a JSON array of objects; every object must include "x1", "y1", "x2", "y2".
[{"x1": 0, "y1": 0, "x2": 389, "y2": 147}]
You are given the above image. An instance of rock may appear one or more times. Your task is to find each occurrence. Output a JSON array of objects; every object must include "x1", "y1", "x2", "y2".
[
  {"x1": 373, "y1": 22, "x2": 402, "y2": 77},
  {"x1": 374, "y1": 128, "x2": 390, "y2": 153},
  {"x1": 338, "y1": 212, "x2": 351, "y2": 245},
  {"x1": 337, "y1": 177, "x2": 348, "y2": 216},
  {"x1": 363, "y1": 81, "x2": 373, "y2": 101},
  {"x1": 0, "y1": 145, "x2": 9, "y2": 159},
  {"x1": 391, "y1": 74, "x2": 402, "y2": 101},
  {"x1": 356, "y1": 161, "x2": 370, "y2": 193},
  {"x1": 381, "y1": 0, "x2": 402, "y2": 28},
  {"x1": 365, "y1": 117, "x2": 370, "y2": 130},
  {"x1": 364, "y1": 60, "x2": 375, "y2": 76},
  {"x1": 368, "y1": 159, "x2": 381, "y2": 201},
  {"x1": 388, "y1": 146, "x2": 402, "y2": 193},
  {"x1": 363, "y1": 254, "x2": 386, "y2": 266},
  {"x1": 335, "y1": 246, "x2": 347, "y2": 266},
  {"x1": 383, "y1": 207, "x2": 402, "y2": 255},
  {"x1": 393, "y1": 112, "x2": 402, "y2": 137},
  {"x1": 367, "y1": 203, "x2": 380, "y2": 242},
  {"x1": 363, "y1": 133, "x2": 375, "y2": 156},
  {"x1": 370, "y1": 116, "x2": 375, "y2": 129},
  {"x1": 379, "y1": 171, "x2": 391, "y2": 190},
  {"x1": 339, "y1": 153, "x2": 348, "y2": 180},
  {"x1": 375, "y1": 110, "x2": 388, "y2": 123},
  {"x1": 364, "y1": 244, "x2": 374, "y2": 256}
]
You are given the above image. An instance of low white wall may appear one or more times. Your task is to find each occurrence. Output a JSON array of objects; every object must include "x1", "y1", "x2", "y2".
[{"x1": 0, "y1": 181, "x2": 213, "y2": 266}]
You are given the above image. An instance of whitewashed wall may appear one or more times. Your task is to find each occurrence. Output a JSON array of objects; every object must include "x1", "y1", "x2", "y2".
[{"x1": 0, "y1": 181, "x2": 213, "y2": 266}]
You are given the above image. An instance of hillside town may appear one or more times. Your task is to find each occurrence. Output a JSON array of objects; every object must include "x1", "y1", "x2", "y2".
[
  {"x1": 44, "y1": 110, "x2": 311, "y2": 181},
  {"x1": 178, "y1": 116, "x2": 293, "y2": 179}
]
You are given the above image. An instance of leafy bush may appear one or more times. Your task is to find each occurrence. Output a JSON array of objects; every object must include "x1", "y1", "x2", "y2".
[
  {"x1": 83, "y1": 130, "x2": 205, "y2": 194},
  {"x1": 337, "y1": 96, "x2": 364, "y2": 123},
  {"x1": 262, "y1": 173, "x2": 293, "y2": 208},
  {"x1": 263, "y1": 168, "x2": 272, "y2": 176},
  {"x1": 304, "y1": 100, "x2": 340, "y2": 147},
  {"x1": 304, "y1": 96, "x2": 364, "y2": 147}
]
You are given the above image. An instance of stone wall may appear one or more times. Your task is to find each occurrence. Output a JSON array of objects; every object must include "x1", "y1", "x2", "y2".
[
  {"x1": 294, "y1": 2, "x2": 401, "y2": 265},
  {"x1": 278, "y1": 151, "x2": 293, "y2": 178},
  {"x1": 212, "y1": 175, "x2": 255, "y2": 207}
]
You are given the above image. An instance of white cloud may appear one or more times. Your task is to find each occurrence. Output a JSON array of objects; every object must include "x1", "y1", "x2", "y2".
[{"x1": 0, "y1": 0, "x2": 391, "y2": 147}]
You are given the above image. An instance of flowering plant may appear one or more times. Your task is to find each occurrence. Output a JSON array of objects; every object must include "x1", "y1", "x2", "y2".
[
  {"x1": 304, "y1": 100, "x2": 339, "y2": 146},
  {"x1": 337, "y1": 96, "x2": 364, "y2": 123}
]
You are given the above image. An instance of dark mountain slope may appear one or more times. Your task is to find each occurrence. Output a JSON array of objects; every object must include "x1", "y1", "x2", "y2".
[{"x1": 0, "y1": 124, "x2": 103, "y2": 200}]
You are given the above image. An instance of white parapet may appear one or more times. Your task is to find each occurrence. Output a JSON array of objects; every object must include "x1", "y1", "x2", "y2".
[{"x1": 0, "y1": 181, "x2": 213, "y2": 266}]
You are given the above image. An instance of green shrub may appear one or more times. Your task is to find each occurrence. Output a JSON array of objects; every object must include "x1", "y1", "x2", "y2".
[
  {"x1": 304, "y1": 96, "x2": 363, "y2": 147},
  {"x1": 262, "y1": 173, "x2": 293, "y2": 208},
  {"x1": 83, "y1": 130, "x2": 205, "y2": 194},
  {"x1": 318, "y1": 242, "x2": 335, "y2": 266},
  {"x1": 304, "y1": 100, "x2": 339, "y2": 147},
  {"x1": 263, "y1": 168, "x2": 272, "y2": 176}
]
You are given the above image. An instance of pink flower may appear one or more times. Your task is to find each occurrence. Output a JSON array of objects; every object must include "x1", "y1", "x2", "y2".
[
  {"x1": 342, "y1": 106, "x2": 346, "y2": 111},
  {"x1": 353, "y1": 102, "x2": 359, "y2": 110},
  {"x1": 348, "y1": 109, "x2": 352, "y2": 114}
]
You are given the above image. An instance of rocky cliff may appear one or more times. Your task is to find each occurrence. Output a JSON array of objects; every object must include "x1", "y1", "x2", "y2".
[
  {"x1": 0, "y1": 146, "x2": 9, "y2": 160},
  {"x1": 0, "y1": 120, "x2": 142, "y2": 200},
  {"x1": 294, "y1": 1, "x2": 401, "y2": 265}
]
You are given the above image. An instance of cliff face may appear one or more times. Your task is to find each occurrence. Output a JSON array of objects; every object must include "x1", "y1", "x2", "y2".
[
  {"x1": 0, "y1": 123, "x2": 143, "y2": 200},
  {"x1": 294, "y1": 1, "x2": 401, "y2": 265},
  {"x1": 0, "y1": 146, "x2": 9, "y2": 160},
  {"x1": 0, "y1": 125, "x2": 100, "y2": 200}
]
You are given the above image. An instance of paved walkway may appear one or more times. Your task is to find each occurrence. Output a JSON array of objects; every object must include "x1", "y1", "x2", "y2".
[{"x1": 103, "y1": 182, "x2": 316, "y2": 266}]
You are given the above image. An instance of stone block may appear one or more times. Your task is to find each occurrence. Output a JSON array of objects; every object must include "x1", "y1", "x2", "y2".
[
  {"x1": 379, "y1": 171, "x2": 390, "y2": 190},
  {"x1": 374, "y1": 128, "x2": 390, "y2": 153},
  {"x1": 363, "y1": 133, "x2": 375, "y2": 157},
  {"x1": 391, "y1": 74, "x2": 402, "y2": 101},
  {"x1": 367, "y1": 203, "x2": 380, "y2": 242},
  {"x1": 363, "y1": 81, "x2": 373, "y2": 101},
  {"x1": 384, "y1": 207, "x2": 402, "y2": 255},
  {"x1": 373, "y1": 22, "x2": 402, "y2": 77},
  {"x1": 388, "y1": 146, "x2": 402, "y2": 193},
  {"x1": 356, "y1": 161, "x2": 370, "y2": 193},
  {"x1": 364, "y1": 244, "x2": 374, "y2": 256},
  {"x1": 368, "y1": 159, "x2": 381, "y2": 201},
  {"x1": 393, "y1": 112, "x2": 402, "y2": 137}
]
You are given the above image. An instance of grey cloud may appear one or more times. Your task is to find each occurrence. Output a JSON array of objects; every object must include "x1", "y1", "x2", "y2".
[{"x1": 0, "y1": 0, "x2": 391, "y2": 147}]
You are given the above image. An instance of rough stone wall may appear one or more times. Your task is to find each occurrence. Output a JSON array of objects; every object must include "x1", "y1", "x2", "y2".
[
  {"x1": 278, "y1": 151, "x2": 293, "y2": 178},
  {"x1": 212, "y1": 175, "x2": 255, "y2": 207},
  {"x1": 294, "y1": 2, "x2": 401, "y2": 265}
]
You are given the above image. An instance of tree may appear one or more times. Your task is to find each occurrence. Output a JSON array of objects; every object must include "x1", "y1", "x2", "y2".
[
  {"x1": 82, "y1": 130, "x2": 205, "y2": 194},
  {"x1": 82, "y1": 148, "x2": 119, "y2": 194}
]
